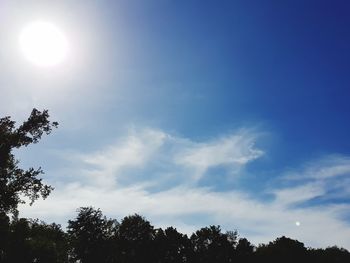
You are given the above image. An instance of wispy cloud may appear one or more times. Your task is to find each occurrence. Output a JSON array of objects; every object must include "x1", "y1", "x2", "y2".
[
  {"x1": 284, "y1": 155, "x2": 350, "y2": 181},
  {"x1": 174, "y1": 130, "x2": 263, "y2": 181},
  {"x1": 271, "y1": 183, "x2": 325, "y2": 207},
  {"x1": 77, "y1": 128, "x2": 168, "y2": 187},
  {"x1": 72, "y1": 128, "x2": 262, "y2": 188},
  {"x1": 19, "y1": 127, "x2": 350, "y2": 249}
]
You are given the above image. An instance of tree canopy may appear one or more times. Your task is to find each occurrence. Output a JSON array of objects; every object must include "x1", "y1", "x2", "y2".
[
  {"x1": 0, "y1": 108, "x2": 58, "y2": 215},
  {"x1": 67, "y1": 207, "x2": 119, "y2": 263}
]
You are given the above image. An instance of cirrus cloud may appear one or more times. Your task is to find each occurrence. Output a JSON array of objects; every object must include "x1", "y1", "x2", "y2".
[{"x1": 19, "y1": 127, "x2": 350, "y2": 250}]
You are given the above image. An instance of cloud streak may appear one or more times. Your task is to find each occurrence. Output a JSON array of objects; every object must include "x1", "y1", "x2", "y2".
[
  {"x1": 175, "y1": 130, "x2": 263, "y2": 181},
  {"x1": 19, "y1": 127, "x2": 350, "y2": 250}
]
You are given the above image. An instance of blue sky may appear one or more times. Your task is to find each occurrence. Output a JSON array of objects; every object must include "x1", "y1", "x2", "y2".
[{"x1": 1, "y1": 0, "x2": 350, "y2": 249}]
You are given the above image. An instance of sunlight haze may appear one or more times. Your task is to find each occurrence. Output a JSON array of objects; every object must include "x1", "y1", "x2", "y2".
[{"x1": 1, "y1": 0, "x2": 350, "y2": 252}]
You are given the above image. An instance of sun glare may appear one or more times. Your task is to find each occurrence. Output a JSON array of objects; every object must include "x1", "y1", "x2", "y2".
[{"x1": 19, "y1": 21, "x2": 69, "y2": 67}]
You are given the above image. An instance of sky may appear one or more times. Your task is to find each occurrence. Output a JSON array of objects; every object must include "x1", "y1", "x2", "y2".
[{"x1": 1, "y1": 0, "x2": 350, "y2": 249}]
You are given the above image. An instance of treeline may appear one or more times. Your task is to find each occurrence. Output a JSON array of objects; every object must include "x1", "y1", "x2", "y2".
[
  {"x1": 1, "y1": 110, "x2": 350, "y2": 262},
  {"x1": 0, "y1": 207, "x2": 349, "y2": 263}
]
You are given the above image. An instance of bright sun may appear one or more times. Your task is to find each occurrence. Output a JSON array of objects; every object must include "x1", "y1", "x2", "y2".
[{"x1": 19, "y1": 21, "x2": 69, "y2": 67}]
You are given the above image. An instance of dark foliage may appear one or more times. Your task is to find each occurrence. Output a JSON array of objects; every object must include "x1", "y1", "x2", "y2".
[
  {"x1": 1, "y1": 217, "x2": 68, "y2": 263},
  {"x1": 0, "y1": 108, "x2": 58, "y2": 215},
  {"x1": 256, "y1": 236, "x2": 307, "y2": 263},
  {"x1": 2, "y1": 209, "x2": 350, "y2": 263},
  {"x1": 154, "y1": 227, "x2": 192, "y2": 263},
  {"x1": 67, "y1": 207, "x2": 119, "y2": 263},
  {"x1": 236, "y1": 237, "x2": 255, "y2": 263},
  {"x1": 118, "y1": 214, "x2": 155, "y2": 263},
  {"x1": 190, "y1": 225, "x2": 237, "y2": 263}
]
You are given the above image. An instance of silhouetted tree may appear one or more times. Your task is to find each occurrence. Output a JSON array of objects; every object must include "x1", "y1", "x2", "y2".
[
  {"x1": 154, "y1": 226, "x2": 192, "y2": 263},
  {"x1": 0, "y1": 212, "x2": 10, "y2": 261},
  {"x1": 0, "y1": 109, "x2": 58, "y2": 215},
  {"x1": 2, "y1": 204, "x2": 349, "y2": 263},
  {"x1": 308, "y1": 246, "x2": 350, "y2": 263},
  {"x1": 256, "y1": 236, "x2": 307, "y2": 263},
  {"x1": 2, "y1": 218, "x2": 68, "y2": 263},
  {"x1": 190, "y1": 226, "x2": 237, "y2": 263},
  {"x1": 28, "y1": 220, "x2": 69, "y2": 263},
  {"x1": 236, "y1": 238, "x2": 255, "y2": 262},
  {"x1": 118, "y1": 214, "x2": 155, "y2": 263},
  {"x1": 67, "y1": 207, "x2": 119, "y2": 263},
  {"x1": 6, "y1": 218, "x2": 32, "y2": 262}
]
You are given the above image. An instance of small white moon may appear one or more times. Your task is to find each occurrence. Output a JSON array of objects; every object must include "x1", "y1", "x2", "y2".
[
  {"x1": 19, "y1": 21, "x2": 69, "y2": 67},
  {"x1": 295, "y1": 221, "x2": 301, "y2": 226}
]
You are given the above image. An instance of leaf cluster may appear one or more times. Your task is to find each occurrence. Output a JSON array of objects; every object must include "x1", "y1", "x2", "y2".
[{"x1": 0, "y1": 109, "x2": 57, "y2": 215}]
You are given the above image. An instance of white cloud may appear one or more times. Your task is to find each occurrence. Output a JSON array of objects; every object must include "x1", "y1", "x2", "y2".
[
  {"x1": 70, "y1": 128, "x2": 261, "y2": 188},
  {"x1": 21, "y1": 181, "x2": 350, "y2": 249},
  {"x1": 175, "y1": 130, "x2": 263, "y2": 181},
  {"x1": 284, "y1": 155, "x2": 350, "y2": 181},
  {"x1": 271, "y1": 183, "x2": 325, "y2": 207},
  {"x1": 18, "y1": 128, "x2": 350, "y2": 250},
  {"x1": 77, "y1": 128, "x2": 168, "y2": 187}
]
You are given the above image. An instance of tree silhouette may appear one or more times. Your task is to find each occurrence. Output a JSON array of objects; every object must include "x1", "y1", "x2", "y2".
[
  {"x1": 308, "y1": 246, "x2": 350, "y2": 263},
  {"x1": 67, "y1": 207, "x2": 119, "y2": 263},
  {"x1": 0, "y1": 217, "x2": 68, "y2": 263},
  {"x1": 28, "y1": 220, "x2": 69, "y2": 263},
  {"x1": 118, "y1": 214, "x2": 155, "y2": 263},
  {"x1": 2, "y1": 207, "x2": 349, "y2": 263},
  {"x1": 154, "y1": 226, "x2": 192, "y2": 263},
  {"x1": 6, "y1": 218, "x2": 32, "y2": 262},
  {"x1": 0, "y1": 212, "x2": 10, "y2": 262},
  {"x1": 0, "y1": 109, "x2": 58, "y2": 215},
  {"x1": 256, "y1": 236, "x2": 307, "y2": 263},
  {"x1": 236, "y1": 237, "x2": 255, "y2": 262},
  {"x1": 190, "y1": 225, "x2": 237, "y2": 263}
]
